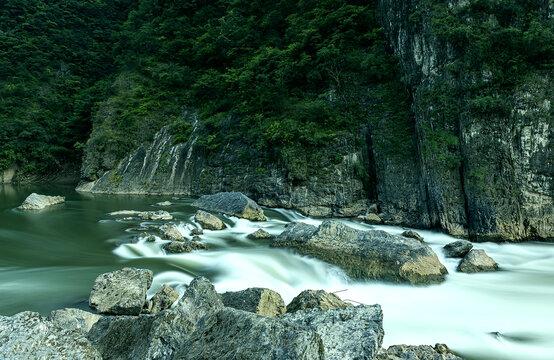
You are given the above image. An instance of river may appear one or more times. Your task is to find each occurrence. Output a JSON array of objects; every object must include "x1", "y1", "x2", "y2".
[{"x1": 1, "y1": 184, "x2": 553, "y2": 360}]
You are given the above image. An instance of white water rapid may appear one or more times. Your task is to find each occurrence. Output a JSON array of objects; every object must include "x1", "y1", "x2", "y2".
[{"x1": 113, "y1": 207, "x2": 554, "y2": 360}]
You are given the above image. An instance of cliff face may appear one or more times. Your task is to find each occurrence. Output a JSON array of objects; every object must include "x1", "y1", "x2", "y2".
[
  {"x1": 379, "y1": 0, "x2": 553, "y2": 241},
  {"x1": 79, "y1": 1, "x2": 553, "y2": 242},
  {"x1": 78, "y1": 111, "x2": 371, "y2": 218}
]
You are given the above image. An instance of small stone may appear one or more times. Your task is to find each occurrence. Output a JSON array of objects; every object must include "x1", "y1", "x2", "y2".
[
  {"x1": 143, "y1": 284, "x2": 179, "y2": 314},
  {"x1": 191, "y1": 235, "x2": 202, "y2": 242},
  {"x1": 18, "y1": 193, "x2": 65, "y2": 210},
  {"x1": 286, "y1": 289, "x2": 352, "y2": 313},
  {"x1": 89, "y1": 268, "x2": 153, "y2": 315},
  {"x1": 457, "y1": 249, "x2": 498, "y2": 273},
  {"x1": 156, "y1": 201, "x2": 172, "y2": 206},
  {"x1": 190, "y1": 228, "x2": 204, "y2": 236},
  {"x1": 444, "y1": 240, "x2": 473, "y2": 258},
  {"x1": 195, "y1": 210, "x2": 226, "y2": 230},
  {"x1": 363, "y1": 213, "x2": 382, "y2": 225},
  {"x1": 159, "y1": 223, "x2": 185, "y2": 242},
  {"x1": 368, "y1": 203, "x2": 379, "y2": 214},
  {"x1": 401, "y1": 230, "x2": 424, "y2": 242},
  {"x1": 221, "y1": 288, "x2": 286, "y2": 318},
  {"x1": 142, "y1": 210, "x2": 173, "y2": 221},
  {"x1": 163, "y1": 240, "x2": 208, "y2": 253},
  {"x1": 247, "y1": 228, "x2": 273, "y2": 240}
]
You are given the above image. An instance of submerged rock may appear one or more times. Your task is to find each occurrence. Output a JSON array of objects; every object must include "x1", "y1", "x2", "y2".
[
  {"x1": 377, "y1": 344, "x2": 464, "y2": 360},
  {"x1": 221, "y1": 288, "x2": 286, "y2": 318},
  {"x1": 156, "y1": 201, "x2": 172, "y2": 206},
  {"x1": 272, "y1": 221, "x2": 448, "y2": 285},
  {"x1": 193, "y1": 192, "x2": 266, "y2": 221},
  {"x1": 18, "y1": 193, "x2": 65, "y2": 210},
  {"x1": 0, "y1": 311, "x2": 101, "y2": 359},
  {"x1": 457, "y1": 249, "x2": 499, "y2": 273},
  {"x1": 247, "y1": 228, "x2": 273, "y2": 240},
  {"x1": 190, "y1": 228, "x2": 204, "y2": 236},
  {"x1": 47, "y1": 308, "x2": 102, "y2": 333},
  {"x1": 443, "y1": 240, "x2": 473, "y2": 258},
  {"x1": 282, "y1": 305, "x2": 384, "y2": 360},
  {"x1": 89, "y1": 268, "x2": 153, "y2": 315},
  {"x1": 286, "y1": 290, "x2": 352, "y2": 313},
  {"x1": 160, "y1": 223, "x2": 185, "y2": 242},
  {"x1": 194, "y1": 210, "x2": 226, "y2": 230},
  {"x1": 401, "y1": 230, "x2": 424, "y2": 242},
  {"x1": 143, "y1": 284, "x2": 179, "y2": 315}
]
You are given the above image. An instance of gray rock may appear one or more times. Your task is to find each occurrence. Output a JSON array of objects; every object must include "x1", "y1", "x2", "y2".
[
  {"x1": 175, "y1": 307, "x2": 324, "y2": 360},
  {"x1": 144, "y1": 210, "x2": 173, "y2": 221},
  {"x1": 286, "y1": 290, "x2": 352, "y2": 313},
  {"x1": 109, "y1": 210, "x2": 173, "y2": 220},
  {"x1": 272, "y1": 221, "x2": 447, "y2": 285},
  {"x1": 177, "y1": 277, "x2": 224, "y2": 323},
  {"x1": 247, "y1": 228, "x2": 273, "y2": 240},
  {"x1": 443, "y1": 240, "x2": 473, "y2": 258},
  {"x1": 160, "y1": 223, "x2": 185, "y2": 241},
  {"x1": 47, "y1": 308, "x2": 102, "y2": 333},
  {"x1": 156, "y1": 201, "x2": 172, "y2": 206},
  {"x1": 0, "y1": 311, "x2": 101, "y2": 360},
  {"x1": 18, "y1": 193, "x2": 65, "y2": 210},
  {"x1": 88, "y1": 276, "x2": 224, "y2": 360},
  {"x1": 190, "y1": 228, "x2": 204, "y2": 236},
  {"x1": 145, "y1": 233, "x2": 156, "y2": 242},
  {"x1": 162, "y1": 240, "x2": 208, "y2": 253},
  {"x1": 377, "y1": 344, "x2": 464, "y2": 360},
  {"x1": 368, "y1": 203, "x2": 379, "y2": 214},
  {"x1": 457, "y1": 249, "x2": 499, "y2": 273},
  {"x1": 194, "y1": 210, "x2": 226, "y2": 230},
  {"x1": 221, "y1": 288, "x2": 286, "y2": 318},
  {"x1": 401, "y1": 230, "x2": 424, "y2": 242},
  {"x1": 363, "y1": 213, "x2": 383, "y2": 225},
  {"x1": 193, "y1": 192, "x2": 266, "y2": 221},
  {"x1": 283, "y1": 305, "x2": 384, "y2": 360},
  {"x1": 143, "y1": 284, "x2": 179, "y2": 314},
  {"x1": 89, "y1": 267, "x2": 153, "y2": 315}
]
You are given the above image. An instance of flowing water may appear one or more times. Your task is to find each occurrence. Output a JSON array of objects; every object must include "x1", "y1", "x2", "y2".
[{"x1": 1, "y1": 184, "x2": 553, "y2": 360}]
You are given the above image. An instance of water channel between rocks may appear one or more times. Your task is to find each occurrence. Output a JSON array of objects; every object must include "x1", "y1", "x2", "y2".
[{"x1": 0, "y1": 184, "x2": 553, "y2": 360}]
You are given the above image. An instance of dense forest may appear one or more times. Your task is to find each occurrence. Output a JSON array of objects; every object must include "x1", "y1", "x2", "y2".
[{"x1": 0, "y1": 0, "x2": 552, "y2": 181}]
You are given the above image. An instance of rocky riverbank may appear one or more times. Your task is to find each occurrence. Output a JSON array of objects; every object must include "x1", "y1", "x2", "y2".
[{"x1": 0, "y1": 267, "x2": 465, "y2": 360}]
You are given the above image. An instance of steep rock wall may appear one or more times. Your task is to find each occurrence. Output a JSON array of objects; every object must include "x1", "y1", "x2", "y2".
[
  {"x1": 379, "y1": 0, "x2": 553, "y2": 241},
  {"x1": 77, "y1": 112, "x2": 371, "y2": 218}
]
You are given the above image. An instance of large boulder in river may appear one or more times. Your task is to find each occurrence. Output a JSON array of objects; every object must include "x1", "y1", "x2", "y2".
[
  {"x1": 88, "y1": 276, "x2": 324, "y2": 360},
  {"x1": 18, "y1": 193, "x2": 65, "y2": 210},
  {"x1": 457, "y1": 249, "x2": 499, "y2": 273},
  {"x1": 272, "y1": 221, "x2": 448, "y2": 285},
  {"x1": 192, "y1": 192, "x2": 266, "y2": 221},
  {"x1": 89, "y1": 268, "x2": 153, "y2": 315},
  {"x1": 282, "y1": 305, "x2": 384, "y2": 360},
  {"x1": 443, "y1": 240, "x2": 473, "y2": 258},
  {"x1": 47, "y1": 308, "x2": 102, "y2": 333},
  {"x1": 221, "y1": 288, "x2": 286, "y2": 318},
  {"x1": 377, "y1": 344, "x2": 464, "y2": 360},
  {"x1": 0, "y1": 311, "x2": 101, "y2": 360},
  {"x1": 286, "y1": 290, "x2": 352, "y2": 313},
  {"x1": 194, "y1": 210, "x2": 227, "y2": 230}
]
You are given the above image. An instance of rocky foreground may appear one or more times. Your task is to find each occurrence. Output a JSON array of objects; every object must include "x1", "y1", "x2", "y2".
[{"x1": 0, "y1": 268, "x2": 465, "y2": 360}]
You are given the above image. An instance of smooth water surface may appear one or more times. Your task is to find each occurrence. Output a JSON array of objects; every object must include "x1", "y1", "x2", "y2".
[{"x1": 1, "y1": 184, "x2": 553, "y2": 360}]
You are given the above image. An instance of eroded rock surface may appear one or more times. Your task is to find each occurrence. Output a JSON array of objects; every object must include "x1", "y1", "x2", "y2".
[
  {"x1": 193, "y1": 192, "x2": 266, "y2": 221},
  {"x1": 89, "y1": 268, "x2": 153, "y2": 315},
  {"x1": 286, "y1": 290, "x2": 352, "y2": 313},
  {"x1": 272, "y1": 221, "x2": 447, "y2": 284},
  {"x1": 18, "y1": 193, "x2": 65, "y2": 210},
  {"x1": 221, "y1": 288, "x2": 286, "y2": 318}
]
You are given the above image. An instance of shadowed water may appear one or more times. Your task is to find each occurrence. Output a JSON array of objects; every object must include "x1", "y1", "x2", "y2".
[{"x1": 0, "y1": 184, "x2": 553, "y2": 360}]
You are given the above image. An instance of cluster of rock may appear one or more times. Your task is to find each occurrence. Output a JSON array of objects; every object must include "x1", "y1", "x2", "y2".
[
  {"x1": 17, "y1": 193, "x2": 65, "y2": 210},
  {"x1": 0, "y1": 268, "x2": 465, "y2": 360},
  {"x1": 109, "y1": 209, "x2": 173, "y2": 221},
  {"x1": 443, "y1": 240, "x2": 499, "y2": 273},
  {"x1": 272, "y1": 221, "x2": 448, "y2": 285}
]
